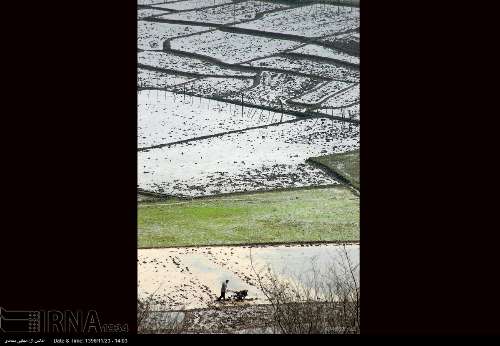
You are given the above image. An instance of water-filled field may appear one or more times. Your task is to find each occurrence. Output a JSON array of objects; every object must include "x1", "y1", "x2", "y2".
[
  {"x1": 138, "y1": 243, "x2": 359, "y2": 310},
  {"x1": 137, "y1": 2, "x2": 360, "y2": 332}
]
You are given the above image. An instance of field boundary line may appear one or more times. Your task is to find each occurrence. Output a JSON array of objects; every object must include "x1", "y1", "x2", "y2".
[
  {"x1": 282, "y1": 51, "x2": 359, "y2": 69},
  {"x1": 138, "y1": 183, "x2": 355, "y2": 202},
  {"x1": 137, "y1": 62, "x2": 255, "y2": 79},
  {"x1": 147, "y1": 0, "x2": 251, "y2": 14},
  {"x1": 138, "y1": 117, "x2": 303, "y2": 151},
  {"x1": 288, "y1": 81, "x2": 358, "y2": 108},
  {"x1": 306, "y1": 157, "x2": 359, "y2": 195},
  {"x1": 144, "y1": 0, "x2": 298, "y2": 27},
  {"x1": 163, "y1": 47, "x2": 336, "y2": 82},
  {"x1": 137, "y1": 87, "x2": 360, "y2": 124},
  {"x1": 138, "y1": 239, "x2": 360, "y2": 250}
]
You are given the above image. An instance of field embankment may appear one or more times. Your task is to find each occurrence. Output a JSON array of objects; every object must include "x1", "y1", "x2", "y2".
[{"x1": 308, "y1": 149, "x2": 359, "y2": 190}]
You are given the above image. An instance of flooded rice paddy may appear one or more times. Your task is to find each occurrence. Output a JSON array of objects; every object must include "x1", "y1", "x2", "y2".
[
  {"x1": 137, "y1": 1, "x2": 360, "y2": 332},
  {"x1": 138, "y1": 242, "x2": 359, "y2": 311},
  {"x1": 138, "y1": 106, "x2": 358, "y2": 197},
  {"x1": 138, "y1": 90, "x2": 295, "y2": 148}
]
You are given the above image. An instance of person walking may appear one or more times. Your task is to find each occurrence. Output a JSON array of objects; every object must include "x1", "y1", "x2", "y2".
[{"x1": 217, "y1": 280, "x2": 229, "y2": 301}]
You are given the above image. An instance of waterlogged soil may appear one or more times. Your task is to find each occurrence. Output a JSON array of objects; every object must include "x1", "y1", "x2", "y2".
[
  {"x1": 138, "y1": 90, "x2": 294, "y2": 148},
  {"x1": 138, "y1": 21, "x2": 212, "y2": 51},
  {"x1": 138, "y1": 242, "x2": 359, "y2": 311},
  {"x1": 138, "y1": 1, "x2": 359, "y2": 117},
  {"x1": 234, "y1": 4, "x2": 359, "y2": 38},
  {"x1": 291, "y1": 44, "x2": 360, "y2": 65},
  {"x1": 159, "y1": 1, "x2": 288, "y2": 25},
  {"x1": 138, "y1": 117, "x2": 359, "y2": 197},
  {"x1": 138, "y1": 50, "x2": 255, "y2": 77},
  {"x1": 170, "y1": 30, "x2": 302, "y2": 64},
  {"x1": 153, "y1": 0, "x2": 232, "y2": 11}
]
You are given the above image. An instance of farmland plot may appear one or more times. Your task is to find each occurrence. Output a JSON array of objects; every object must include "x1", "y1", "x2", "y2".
[
  {"x1": 225, "y1": 71, "x2": 321, "y2": 111},
  {"x1": 137, "y1": 1, "x2": 361, "y2": 200},
  {"x1": 309, "y1": 150, "x2": 359, "y2": 190},
  {"x1": 321, "y1": 31, "x2": 359, "y2": 56},
  {"x1": 138, "y1": 68, "x2": 195, "y2": 89},
  {"x1": 168, "y1": 77, "x2": 254, "y2": 97},
  {"x1": 170, "y1": 30, "x2": 302, "y2": 64},
  {"x1": 290, "y1": 44, "x2": 359, "y2": 65},
  {"x1": 245, "y1": 56, "x2": 359, "y2": 82},
  {"x1": 320, "y1": 84, "x2": 359, "y2": 109},
  {"x1": 138, "y1": 118, "x2": 359, "y2": 197},
  {"x1": 138, "y1": 90, "x2": 295, "y2": 148},
  {"x1": 138, "y1": 243, "x2": 359, "y2": 310},
  {"x1": 322, "y1": 30, "x2": 360, "y2": 44},
  {"x1": 138, "y1": 8, "x2": 169, "y2": 20},
  {"x1": 138, "y1": 50, "x2": 255, "y2": 77},
  {"x1": 138, "y1": 0, "x2": 172, "y2": 5},
  {"x1": 234, "y1": 4, "x2": 359, "y2": 38},
  {"x1": 138, "y1": 21, "x2": 212, "y2": 50},
  {"x1": 152, "y1": 0, "x2": 232, "y2": 11},
  {"x1": 319, "y1": 103, "x2": 359, "y2": 121},
  {"x1": 158, "y1": 0, "x2": 288, "y2": 25},
  {"x1": 289, "y1": 80, "x2": 353, "y2": 107},
  {"x1": 138, "y1": 187, "x2": 359, "y2": 248}
]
